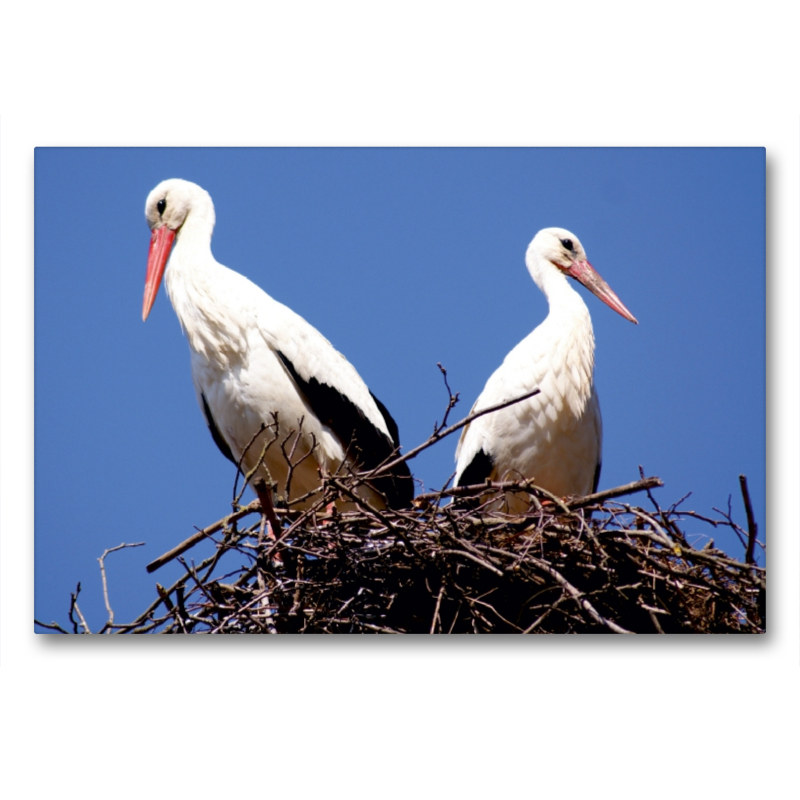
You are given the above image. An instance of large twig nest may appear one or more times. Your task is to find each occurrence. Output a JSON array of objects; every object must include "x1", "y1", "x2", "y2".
[{"x1": 85, "y1": 473, "x2": 763, "y2": 635}]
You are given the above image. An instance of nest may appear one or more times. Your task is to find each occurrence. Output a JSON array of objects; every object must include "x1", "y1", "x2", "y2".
[
  {"x1": 69, "y1": 471, "x2": 762, "y2": 635},
  {"x1": 38, "y1": 380, "x2": 764, "y2": 635}
]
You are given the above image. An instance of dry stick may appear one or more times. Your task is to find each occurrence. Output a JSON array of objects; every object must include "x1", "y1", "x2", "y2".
[
  {"x1": 146, "y1": 500, "x2": 265, "y2": 573},
  {"x1": 739, "y1": 475, "x2": 758, "y2": 565},
  {"x1": 647, "y1": 609, "x2": 666, "y2": 634},
  {"x1": 156, "y1": 584, "x2": 176, "y2": 613},
  {"x1": 435, "y1": 362, "x2": 460, "y2": 430},
  {"x1": 67, "y1": 583, "x2": 84, "y2": 634},
  {"x1": 565, "y1": 477, "x2": 664, "y2": 509},
  {"x1": 97, "y1": 542, "x2": 145, "y2": 633},
  {"x1": 69, "y1": 585, "x2": 92, "y2": 635},
  {"x1": 237, "y1": 442, "x2": 277, "y2": 507},
  {"x1": 232, "y1": 418, "x2": 276, "y2": 505},
  {"x1": 430, "y1": 583, "x2": 446, "y2": 634},
  {"x1": 279, "y1": 417, "x2": 307, "y2": 494},
  {"x1": 72, "y1": 603, "x2": 92, "y2": 634},
  {"x1": 34, "y1": 619, "x2": 70, "y2": 634},
  {"x1": 282, "y1": 425, "x2": 318, "y2": 502},
  {"x1": 368, "y1": 388, "x2": 542, "y2": 478}
]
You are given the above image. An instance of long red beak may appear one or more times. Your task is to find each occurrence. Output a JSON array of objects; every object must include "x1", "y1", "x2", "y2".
[
  {"x1": 142, "y1": 226, "x2": 176, "y2": 321},
  {"x1": 567, "y1": 259, "x2": 638, "y2": 324}
]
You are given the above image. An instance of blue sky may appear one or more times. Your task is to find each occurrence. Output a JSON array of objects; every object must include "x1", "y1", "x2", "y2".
[{"x1": 34, "y1": 147, "x2": 765, "y2": 631}]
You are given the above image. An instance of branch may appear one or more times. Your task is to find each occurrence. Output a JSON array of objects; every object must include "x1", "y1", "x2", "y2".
[
  {"x1": 146, "y1": 500, "x2": 264, "y2": 573},
  {"x1": 435, "y1": 362, "x2": 460, "y2": 431},
  {"x1": 739, "y1": 474, "x2": 758, "y2": 565},
  {"x1": 69, "y1": 583, "x2": 91, "y2": 634},
  {"x1": 369, "y1": 387, "x2": 541, "y2": 477},
  {"x1": 97, "y1": 542, "x2": 145, "y2": 632},
  {"x1": 565, "y1": 477, "x2": 664, "y2": 509}
]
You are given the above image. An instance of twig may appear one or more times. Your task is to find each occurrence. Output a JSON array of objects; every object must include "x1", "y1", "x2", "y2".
[
  {"x1": 97, "y1": 542, "x2": 145, "y2": 632},
  {"x1": 69, "y1": 584, "x2": 92, "y2": 635},
  {"x1": 739, "y1": 475, "x2": 758, "y2": 565},
  {"x1": 146, "y1": 500, "x2": 263, "y2": 573},
  {"x1": 430, "y1": 583, "x2": 445, "y2": 634},
  {"x1": 566, "y1": 477, "x2": 664, "y2": 509},
  {"x1": 34, "y1": 619, "x2": 70, "y2": 634},
  {"x1": 370, "y1": 388, "x2": 541, "y2": 476},
  {"x1": 435, "y1": 363, "x2": 460, "y2": 431},
  {"x1": 233, "y1": 414, "x2": 279, "y2": 505}
]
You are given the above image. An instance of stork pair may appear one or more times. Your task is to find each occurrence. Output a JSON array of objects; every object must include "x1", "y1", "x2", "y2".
[{"x1": 143, "y1": 179, "x2": 637, "y2": 514}]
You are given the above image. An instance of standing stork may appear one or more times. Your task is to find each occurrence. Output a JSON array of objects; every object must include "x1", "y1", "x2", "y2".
[
  {"x1": 454, "y1": 228, "x2": 637, "y2": 512},
  {"x1": 142, "y1": 178, "x2": 413, "y2": 510}
]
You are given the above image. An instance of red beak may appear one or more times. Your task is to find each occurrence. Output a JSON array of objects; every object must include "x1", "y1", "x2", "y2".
[
  {"x1": 142, "y1": 226, "x2": 176, "y2": 321},
  {"x1": 567, "y1": 260, "x2": 638, "y2": 324}
]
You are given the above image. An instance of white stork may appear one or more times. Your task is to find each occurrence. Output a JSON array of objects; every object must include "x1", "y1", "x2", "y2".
[
  {"x1": 142, "y1": 178, "x2": 412, "y2": 510},
  {"x1": 454, "y1": 228, "x2": 637, "y2": 512}
]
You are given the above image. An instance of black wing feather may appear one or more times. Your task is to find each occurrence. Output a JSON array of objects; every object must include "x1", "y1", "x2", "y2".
[
  {"x1": 276, "y1": 350, "x2": 413, "y2": 508},
  {"x1": 592, "y1": 461, "x2": 601, "y2": 494},
  {"x1": 201, "y1": 392, "x2": 237, "y2": 466},
  {"x1": 454, "y1": 448, "x2": 495, "y2": 510},
  {"x1": 369, "y1": 390, "x2": 401, "y2": 448},
  {"x1": 456, "y1": 447, "x2": 495, "y2": 489}
]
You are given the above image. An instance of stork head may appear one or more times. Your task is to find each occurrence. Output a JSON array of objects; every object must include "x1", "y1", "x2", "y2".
[
  {"x1": 142, "y1": 179, "x2": 216, "y2": 321},
  {"x1": 526, "y1": 227, "x2": 638, "y2": 324}
]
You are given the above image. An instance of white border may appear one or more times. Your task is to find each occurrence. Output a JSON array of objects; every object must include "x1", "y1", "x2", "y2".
[{"x1": 0, "y1": 4, "x2": 796, "y2": 794}]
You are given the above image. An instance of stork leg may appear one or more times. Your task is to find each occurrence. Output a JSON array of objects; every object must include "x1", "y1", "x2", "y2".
[{"x1": 252, "y1": 477, "x2": 282, "y2": 542}]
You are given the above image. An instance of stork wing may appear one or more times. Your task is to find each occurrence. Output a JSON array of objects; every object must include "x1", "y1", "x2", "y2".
[{"x1": 256, "y1": 293, "x2": 412, "y2": 508}]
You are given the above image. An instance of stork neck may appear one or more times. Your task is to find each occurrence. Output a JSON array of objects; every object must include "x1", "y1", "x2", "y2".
[
  {"x1": 166, "y1": 226, "x2": 217, "y2": 289},
  {"x1": 539, "y1": 267, "x2": 591, "y2": 328},
  {"x1": 174, "y1": 213, "x2": 214, "y2": 256},
  {"x1": 164, "y1": 224, "x2": 247, "y2": 366},
  {"x1": 535, "y1": 267, "x2": 596, "y2": 417}
]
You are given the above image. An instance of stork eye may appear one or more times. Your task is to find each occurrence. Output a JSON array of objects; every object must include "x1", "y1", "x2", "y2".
[
  {"x1": 560, "y1": 238, "x2": 574, "y2": 251},
  {"x1": 157, "y1": 199, "x2": 167, "y2": 215}
]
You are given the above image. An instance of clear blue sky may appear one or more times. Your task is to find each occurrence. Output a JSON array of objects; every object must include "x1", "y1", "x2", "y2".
[{"x1": 34, "y1": 147, "x2": 765, "y2": 631}]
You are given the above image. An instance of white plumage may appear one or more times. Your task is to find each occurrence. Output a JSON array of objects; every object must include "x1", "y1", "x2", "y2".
[
  {"x1": 455, "y1": 228, "x2": 637, "y2": 512},
  {"x1": 142, "y1": 179, "x2": 412, "y2": 510}
]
